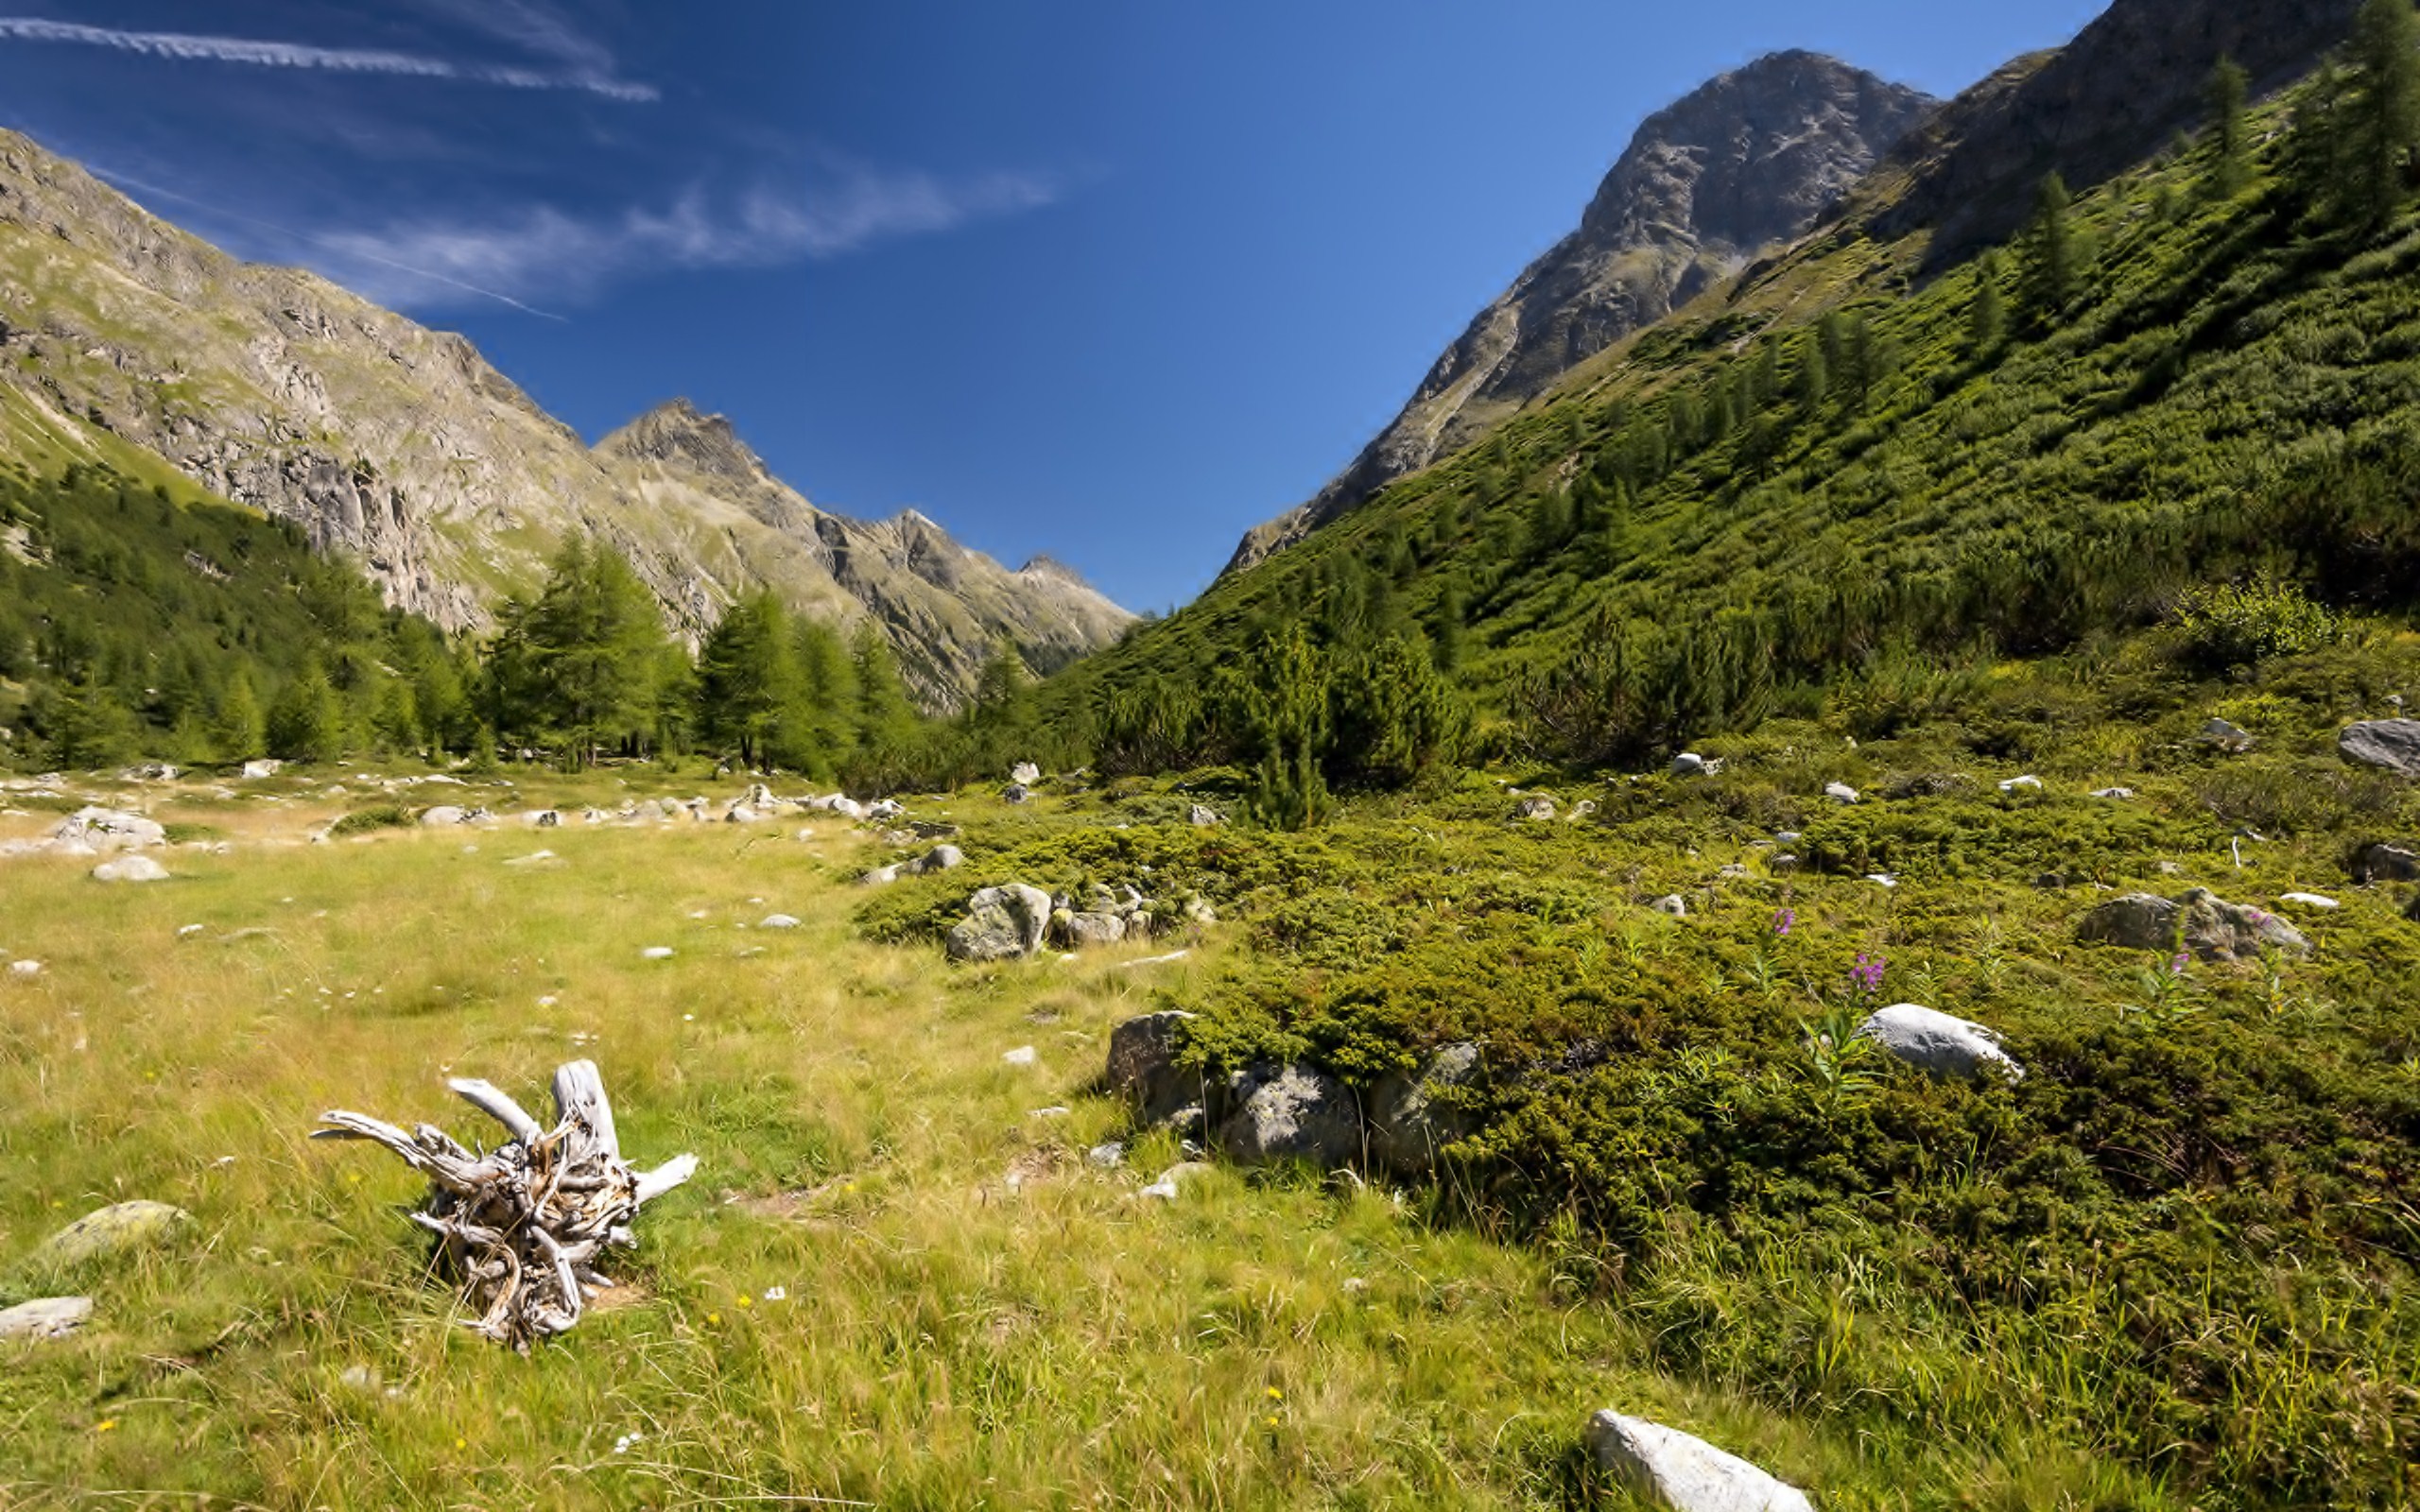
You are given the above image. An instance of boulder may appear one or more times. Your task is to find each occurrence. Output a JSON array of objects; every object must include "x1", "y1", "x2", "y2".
[
  {"x1": 28, "y1": 1201, "x2": 191, "y2": 1271},
  {"x1": 7, "y1": 958, "x2": 39, "y2": 977},
  {"x1": 1216, "y1": 1063, "x2": 1360, "y2": 1167},
  {"x1": 1106, "y1": 1010, "x2": 1200, "y2": 1124},
  {"x1": 1997, "y1": 774, "x2": 2044, "y2": 793},
  {"x1": 724, "y1": 804, "x2": 762, "y2": 825},
  {"x1": 830, "y1": 797, "x2": 866, "y2": 821},
  {"x1": 905, "y1": 845, "x2": 964, "y2": 876},
  {"x1": 867, "y1": 799, "x2": 906, "y2": 821},
  {"x1": 1140, "y1": 1161, "x2": 1216, "y2": 1201},
  {"x1": 1670, "y1": 752, "x2": 1710, "y2": 778},
  {"x1": 52, "y1": 807, "x2": 165, "y2": 850},
  {"x1": 1002, "y1": 783, "x2": 1032, "y2": 805},
  {"x1": 858, "y1": 865, "x2": 903, "y2": 887},
  {"x1": 1010, "y1": 763, "x2": 1042, "y2": 785},
  {"x1": 1513, "y1": 797, "x2": 1557, "y2": 820},
  {"x1": 945, "y1": 885, "x2": 1053, "y2": 963},
  {"x1": 1368, "y1": 1043, "x2": 1483, "y2": 1175},
  {"x1": 0, "y1": 1297, "x2": 93, "y2": 1341},
  {"x1": 761, "y1": 914, "x2": 802, "y2": 930},
  {"x1": 1065, "y1": 911, "x2": 1127, "y2": 949},
  {"x1": 1857, "y1": 1005, "x2": 2023, "y2": 1083},
  {"x1": 2353, "y1": 842, "x2": 2420, "y2": 884},
  {"x1": 420, "y1": 805, "x2": 467, "y2": 827},
  {"x1": 1186, "y1": 803, "x2": 1222, "y2": 828},
  {"x1": 92, "y1": 854, "x2": 170, "y2": 884},
  {"x1": 239, "y1": 759, "x2": 282, "y2": 781},
  {"x1": 2202, "y1": 717, "x2": 2256, "y2": 753},
  {"x1": 2341, "y1": 719, "x2": 2420, "y2": 777},
  {"x1": 1824, "y1": 782, "x2": 1860, "y2": 804},
  {"x1": 1653, "y1": 895, "x2": 1688, "y2": 918},
  {"x1": 2280, "y1": 892, "x2": 2340, "y2": 911},
  {"x1": 2079, "y1": 888, "x2": 2312, "y2": 963},
  {"x1": 2091, "y1": 786, "x2": 2136, "y2": 799},
  {"x1": 745, "y1": 783, "x2": 776, "y2": 809},
  {"x1": 1584, "y1": 1412, "x2": 1813, "y2": 1512}
]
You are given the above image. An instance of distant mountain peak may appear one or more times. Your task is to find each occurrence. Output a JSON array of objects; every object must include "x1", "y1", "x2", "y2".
[
  {"x1": 596, "y1": 398, "x2": 769, "y2": 484},
  {"x1": 1225, "y1": 50, "x2": 1937, "y2": 576}
]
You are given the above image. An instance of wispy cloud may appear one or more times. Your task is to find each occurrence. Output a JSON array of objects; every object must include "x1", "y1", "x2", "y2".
[
  {"x1": 307, "y1": 169, "x2": 1067, "y2": 311},
  {"x1": 0, "y1": 16, "x2": 656, "y2": 100}
]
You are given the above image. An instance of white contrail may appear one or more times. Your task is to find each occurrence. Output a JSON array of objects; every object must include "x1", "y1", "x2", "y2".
[{"x1": 0, "y1": 17, "x2": 656, "y2": 100}]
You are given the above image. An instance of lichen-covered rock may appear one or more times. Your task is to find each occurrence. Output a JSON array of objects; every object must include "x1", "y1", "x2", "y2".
[
  {"x1": 0, "y1": 1297, "x2": 93, "y2": 1341},
  {"x1": 906, "y1": 845, "x2": 964, "y2": 875},
  {"x1": 2079, "y1": 889, "x2": 2312, "y2": 963},
  {"x1": 1584, "y1": 1412, "x2": 1813, "y2": 1512},
  {"x1": 1513, "y1": 797, "x2": 1557, "y2": 820},
  {"x1": 2341, "y1": 719, "x2": 2420, "y2": 777},
  {"x1": 945, "y1": 885, "x2": 1053, "y2": 963},
  {"x1": 1106, "y1": 1011, "x2": 1199, "y2": 1124},
  {"x1": 1368, "y1": 1043, "x2": 1484, "y2": 1175},
  {"x1": 1857, "y1": 1005, "x2": 2023, "y2": 1083},
  {"x1": 27, "y1": 1201, "x2": 191, "y2": 1271},
  {"x1": 1186, "y1": 804, "x2": 1222, "y2": 828},
  {"x1": 1064, "y1": 912, "x2": 1127, "y2": 949},
  {"x1": 1216, "y1": 1063, "x2": 1361, "y2": 1168}
]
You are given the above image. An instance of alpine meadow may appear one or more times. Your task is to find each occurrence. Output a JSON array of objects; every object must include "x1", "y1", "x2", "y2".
[{"x1": 5, "y1": 3, "x2": 2420, "y2": 1510}]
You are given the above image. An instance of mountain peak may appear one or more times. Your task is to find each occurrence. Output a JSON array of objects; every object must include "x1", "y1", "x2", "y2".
[{"x1": 596, "y1": 398, "x2": 769, "y2": 483}]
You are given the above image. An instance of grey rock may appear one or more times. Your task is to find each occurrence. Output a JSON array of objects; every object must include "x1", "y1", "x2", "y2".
[
  {"x1": 2353, "y1": 843, "x2": 2420, "y2": 885},
  {"x1": 724, "y1": 804, "x2": 762, "y2": 825},
  {"x1": 1086, "y1": 1143, "x2": 1126, "y2": 1170},
  {"x1": 2080, "y1": 888, "x2": 2312, "y2": 964},
  {"x1": 2342, "y1": 720, "x2": 2420, "y2": 778},
  {"x1": 52, "y1": 807, "x2": 164, "y2": 850},
  {"x1": 760, "y1": 914, "x2": 802, "y2": 930},
  {"x1": 0, "y1": 1297, "x2": 93, "y2": 1341},
  {"x1": 419, "y1": 805, "x2": 467, "y2": 827},
  {"x1": 2202, "y1": 716, "x2": 2256, "y2": 752},
  {"x1": 945, "y1": 884, "x2": 1053, "y2": 963},
  {"x1": 1584, "y1": 1412, "x2": 1814, "y2": 1512},
  {"x1": 1107, "y1": 1010, "x2": 1199, "y2": 1124},
  {"x1": 1653, "y1": 895, "x2": 1689, "y2": 918},
  {"x1": 530, "y1": 809, "x2": 562, "y2": 828},
  {"x1": 1066, "y1": 911, "x2": 1128, "y2": 950},
  {"x1": 1824, "y1": 782, "x2": 1860, "y2": 804},
  {"x1": 1010, "y1": 763, "x2": 1042, "y2": 785},
  {"x1": 1140, "y1": 1161, "x2": 1217, "y2": 1201},
  {"x1": 92, "y1": 854, "x2": 169, "y2": 884},
  {"x1": 27, "y1": 1201, "x2": 191, "y2": 1271},
  {"x1": 858, "y1": 865, "x2": 903, "y2": 887},
  {"x1": 1513, "y1": 797, "x2": 1557, "y2": 820},
  {"x1": 1186, "y1": 803, "x2": 1222, "y2": 828},
  {"x1": 1670, "y1": 752, "x2": 1711, "y2": 778},
  {"x1": 1368, "y1": 1043, "x2": 1484, "y2": 1175},
  {"x1": 1857, "y1": 1004, "x2": 2023, "y2": 1083},
  {"x1": 239, "y1": 759, "x2": 282, "y2": 780},
  {"x1": 1216, "y1": 1063, "x2": 1360, "y2": 1168},
  {"x1": 905, "y1": 844, "x2": 964, "y2": 876},
  {"x1": 1002, "y1": 783, "x2": 1031, "y2": 805}
]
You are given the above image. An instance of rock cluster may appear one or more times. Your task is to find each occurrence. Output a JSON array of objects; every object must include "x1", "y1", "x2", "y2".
[
  {"x1": 943, "y1": 881, "x2": 1214, "y2": 962},
  {"x1": 2078, "y1": 888, "x2": 2312, "y2": 963}
]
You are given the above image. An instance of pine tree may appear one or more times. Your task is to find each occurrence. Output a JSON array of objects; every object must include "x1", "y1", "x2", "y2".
[
  {"x1": 2018, "y1": 174, "x2": 2077, "y2": 329},
  {"x1": 789, "y1": 620, "x2": 859, "y2": 780},
  {"x1": 510, "y1": 541, "x2": 670, "y2": 766},
  {"x1": 210, "y1": 673, "x2": 267, "y2": 762},
  {"x1": 2208, "y1": 57, "x2": 2254, "y2": 199},
  {"x1": 265, "y1": 663, "x2": 343, "y2": 763},
  {"x1": 695, "y1": 591, "x2": 794, "y2": 769},
  {"x1": 1797, "y1": 333, "x2": 1829, "y2": 413},
  {"x1": 2342, "y1": 0, "x2": 2420, "y2": 230},
  {"x1": 1969, "y1": 250, "x2": 2007, "y2": 355},
  {"x1": 1234, "y1": 626, "x2": 1332, "y2": 831}
]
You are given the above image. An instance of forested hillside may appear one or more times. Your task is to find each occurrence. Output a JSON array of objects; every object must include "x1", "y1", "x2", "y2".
[{"x1": 1027, "y1": 9, "x2": 2420, "y2": 818}]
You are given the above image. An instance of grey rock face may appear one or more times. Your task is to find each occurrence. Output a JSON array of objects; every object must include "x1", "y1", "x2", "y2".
[
  {"x1": 27, "y1": 1200, "x2": 191, "y2": 1272},
  {"x1": 945, "y1": 885, "x2": 1053, "y2": 963},
  {"x1": 1584, "y1": 1411, "x2": 1814, "y2": 1512},
  {"x1": 1228, "y1": 53, "x2": 1936, "y2": 574},
  {"x1": 1106, "y1": 1010, "x2": 1200, "y2": 1125},
  {"x1": 1368, "y1": 1043, "x2": 1484, "y2": 1175},
  {"x1": 2079, "y1": 889, "x2": 2312, "y2": 964},
  {"x1": 2342, "y1": 720, "x2": 2420, "y2": 778},
  {"x1": 1216, "y1": 1063, "x2": 1361, "y2": 1168},
  {"x1": 1857, "y1": 1004, "x2": 2023, "y2": 1083},
  {"x1": 0, "y1": 1297, "x2": 93, "y2": 1341}
]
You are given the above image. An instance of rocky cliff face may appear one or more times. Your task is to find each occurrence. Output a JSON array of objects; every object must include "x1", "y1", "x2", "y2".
[
  {"x1": 1227, "y1": 51, "x2": 1937, "y2": 574},
  {"x1": 0, "y1": 129, "x2": 1131, "y2": 709},
  {"x1": 1860, "y1": 0, "x2": 2363, "y2": 259}
]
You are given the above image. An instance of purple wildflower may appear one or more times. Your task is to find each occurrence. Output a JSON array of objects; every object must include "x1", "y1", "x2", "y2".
[
  {"x1": 2169, "y1": 951, "x2": 2191, "y2": 977},
  {"x1": 1851, "y1": 953, "x2": 1887, "y2": 996},
  {"x1": 1773, "y1": 907, "x2": 1797, "y2": 937}
]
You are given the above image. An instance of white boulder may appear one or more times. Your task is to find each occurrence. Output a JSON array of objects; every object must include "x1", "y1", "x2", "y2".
[
  {"x1": 1585, "y1": 1412, "x2": 1812, "y2": 1512},
  {"x1": 1856, "y1": 1004, "x2": 2023, "y2": 1083}
]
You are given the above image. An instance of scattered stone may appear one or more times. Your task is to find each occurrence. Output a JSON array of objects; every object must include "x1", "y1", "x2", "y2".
[
  {"x1": 178, "y1": 924, "x2": 204, "y2": 940},
  {"x1": 1086, "y1": 1142, "x2": 1126, "y2": 1169},
  {"x1": 723, "y1": 804, "x2": 761, "y2": 825},
  {"x1": 1064, "y1": 911, "x2": 1128, "y2": 949},
  {"x1": 1652, "y1": 895, "x2": 1688, "y2": 918},
  {"x1": 1217, "y1": 1062, "x2": 1360, "y2": 1167},
  {"x1": 1584, "y1": 1412, "x2": 1814, "y2": 1512},
  {"x1": 1002, "y1": 783, "x2": 1032, "y2": 805},
  {"x1": 1513, "y1": 797, "x2": 1557, "y2": 820},
  {"x1": 1857, "y1": 1005, "x2": 2024, "y2": 1083},
  {"x1": 53, "y1": 807, "x2": 165, "y2": 850},
  {"x1": 420, "y1": 806, "x2": 467, "y2": 827},
  {"x1": 761, "y1": 914, "x2": 801, "y2": 930},
  {"x1": 2279, "y1": 892, "x2": 2341, "y2": 911},
  {"x1": 530, "y1": 810, "x2": 562, "y2": 828},
  {"x1": 1116, "y1": 950, "x2": 1192, "y2": 969},
  {"x1": 2078, "y1": 888, "x2": 2313, "y2": 963},
  {"x1": 2201, "y1": 717, "x2": 2256, "y2": 753},
  {"x1": 1002, "y1": 1045, "x2": 1038, "y2": 1066},
  {"x1": 1139, "y1": 1161, "x2": 1216, "y2": 1201},
  {"x1": 1368, "y1": 1043, "x2": 1483, "y2": 1176},
  {"x1": 1997, "y1": 775, "x2": 2044, "y2": 793},
  {"x1": 1106, "y1": 1010, "x2": 1201, "y2": 1124},
  {"x1": 92, "y1": 855, "x2": 169, "y2": 884},
  {"x1": 239, "y1": 759, "x2": 282, "y2": 781},
  {"x1": 1183, "y1": 895, "x2": 1218, "y2": 927},
  {"x1": 2340, "y1": 719, "x2": 2420, "y2": 777},
  {"x1": 1865, "y1": 873, "x2": 1899, "y2": 889},
  {"x1": 2353, "y1": 843, "x2": 2420, "y2": 884},
  {"x1": 0, "y1": 1297, "x2": 93, "y2": 1342},
  {"x1": 27, "y1": 1200, "x2": 191, "y2": 1271},
  {"x1": 640, "y1": 946, "x2": 675, "y2": 961},
  {"x1": 946, "y1": 885, "x2": 1054, "y2": 963},
  {"x1": 1824, "y1": 782, "x2": 1860, "y2": 804},
  {"x1": 1670, "y1": 752, "x2": 1710, "y2": 778},
  {"x1": 905, "y1": 845, "x2": 963, "y2": 876},
  {"x1": 1011, "y1": 762, "x2": 1042, "y2": 785},
  {"x1": 1186, "y1": 803, "x2": 1222, "y2": 828},
  {"x1": 9, "y1": 958, "x2": 42, "y2": 978},
  {"x1": 1028, "y1": 1106, "x2": 1070, "y2": 1119},
  {"x1": 858, "y1": 865, "x2": 903, "y2": 887},
  {"x1": 830, "y1": 797, "x2": 866, "y2": 821},
  {"x1": 2090, "y1": 787, "x2": 2136, "y2": 800}
]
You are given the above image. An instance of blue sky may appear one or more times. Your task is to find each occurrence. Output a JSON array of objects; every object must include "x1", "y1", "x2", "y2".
[{"x1": 0, "y1": 1, "x2": 2110, "y2": 611}]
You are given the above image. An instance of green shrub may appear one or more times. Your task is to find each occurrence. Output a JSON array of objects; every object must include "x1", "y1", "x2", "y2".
[
  {"x1": 2173, "y1": 576, "x2": 2346, "y2": 672},
  {"x1": 329, "y1": 804, "x2": 411, "y2": 837}
]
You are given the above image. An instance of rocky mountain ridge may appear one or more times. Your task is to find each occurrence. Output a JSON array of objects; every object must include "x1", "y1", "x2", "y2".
[
  {"x1": 1225, "y1": 50, "x2": 1938, "y2": 574},
  {"x1": 0, "y1": 129, "x2": 1131, "y2": 709}
]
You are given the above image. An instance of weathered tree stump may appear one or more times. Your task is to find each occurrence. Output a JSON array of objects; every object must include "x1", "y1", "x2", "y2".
[{"x1": 314, "y1": 1060, "x2": 697, "y2": 1349}]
